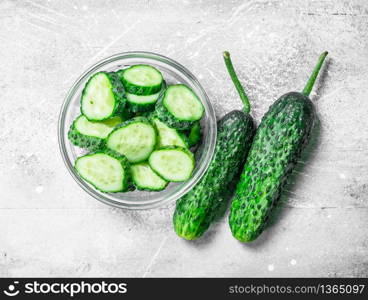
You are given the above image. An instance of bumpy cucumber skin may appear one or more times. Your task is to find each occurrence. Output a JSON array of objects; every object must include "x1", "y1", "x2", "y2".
[
  {"x1": 187, "y1": 122, "x2": 201, "y2": 147},
  {"x1": 117, "y1": 66, "x2": 163, "y2": 95},
  {"x1": 75, "y1": 149, "x2": 133, "y2": 193},
  {"x1": 229, "y1": 92, "x2": 315, "y2": 242},
  {"x1": 81, "y1": 72, "x2": 126, "y2": 121},
  {"x1": 68, "y1": 120, "x2": 105, "y2": 151},
  {"x1": 155, "y1": 88, "x2": 201, "y2": 130},
  {"x1": 173, "y1": 110, "x2": 255, "y2": 240}
]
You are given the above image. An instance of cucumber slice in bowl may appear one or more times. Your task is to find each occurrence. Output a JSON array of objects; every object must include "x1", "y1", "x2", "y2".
[
  {"x1": 118, "y1": 65, "x2": 163, "y2": 95},
  {"x1": 68, "y1": 115, "x2": 122, "y2": 151},
  {"x1": 131, "y1": 162, "x2": 168, "y2": 191},
  {"x1": 187, "y1": 122, "x2": 201, "y2": 147},
  {"x1": 125, "y1": 82, "x2": 165, "y2": 113},
  {"x1": 156, "y1": 84, "x2": 204, "y2": 130},
  {"x1": 81, "y1": 72, "x2": 126, "y2": 121},
  {"x1": 149, "y1": 147, "x2": 195, "y2": 182},
  {"x1": 106, "y1": 117, "x2": 156, "y2": 163},
  {"x1": 152, "y1": 117, "x2": 189, "y2": 148},
  {"x1": 75, "y1": 151, "x2": 131, "y2": 193}
]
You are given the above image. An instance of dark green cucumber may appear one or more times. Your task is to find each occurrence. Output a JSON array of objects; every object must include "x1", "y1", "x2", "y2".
[
  {"x1": 81, "y1": 71, "x2": 126, "y2": 121},
  {"x1": 74, "y1": 149, "x2": 132, "y2": 193},
  {"x1": 187, "y1": 122, "x2": 201, "y2": 147},
  {"x1": 229, "y1": 51, "x2": 328, "y2": 242},
  {"x1": 173, "y1": 52, "x2": 255, "y2": 240},
  {"x1": 118, "y1": 65, "x2": 163, "y2": 95},
  {"x1": 68, "y1": 115, "x2": 122, "y2": 151},
  {"x1": 156, "y1": 84, "x2": 204, "y2": 130}
]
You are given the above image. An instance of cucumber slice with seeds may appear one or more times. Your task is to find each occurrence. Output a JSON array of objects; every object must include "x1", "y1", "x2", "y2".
[
  {"x1": 152, "y1": 117, "x2": 189, "y2": 148},
  {"x1": 131, "y1": 162, "x2": 168, "y2": 191},
  {"x1": 149, "y1": 147, "x2": 195, "y2": 182},
  {"x1": 106, "y1": 117, "x2": 156, "y2": 163},
  {"x1": 156, "y1": 84, "x2": 204, "y2": 130},
  {"x1": 75, "y1": 151, "x2": 131, "y2": 193},
  {"x1": 68, "y1": 115, "x2": 122, "y2": 151},
  {"x1": 81, "y1": 72, "x2": 126, "y2": 121},
  {"x1": 118, "y1": 65, "x2": 163, "y2": 95}
]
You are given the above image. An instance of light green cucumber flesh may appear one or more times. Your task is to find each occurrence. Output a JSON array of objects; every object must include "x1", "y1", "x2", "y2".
[
  {"x1": 75, "y1": 153, "x2": 125, "y2": 192},
  {"x1": 131, "y1": 162, "x2": 168, "y2": 191},
  {"x1": 126, "y1": 91, "x2": 161, "y2": 104},
  {"x1": 149, "y1": 147, "x2": 195, "y2": 182},
  {"x1": 121, "y1": 65, "x2": 163, "y2": 95},
  {"x1": 152, "y1": 117, "x2": 188, "y2": 148},
  {"x1": 107, "y1": 121, "x2": 156, "y2": 163},
  {"x1": 75, "y1": 115, "x2": 122, "y2": 138},
  {"x1": 81, "y1": 73, "x2": 116, "y2": 120},
  {"x1": 164, "y1": 85, "x2": 204, "y2": 121}
]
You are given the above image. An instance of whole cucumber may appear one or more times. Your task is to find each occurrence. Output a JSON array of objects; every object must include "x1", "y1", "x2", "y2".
[
  {"x1": 229, "y1": 51, "x2": 328, "y2": 242},
  {"x1": 173, "y1": 52, "x2": 255, "y2": 240}
]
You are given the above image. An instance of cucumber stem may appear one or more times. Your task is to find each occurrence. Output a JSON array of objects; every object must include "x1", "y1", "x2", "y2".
[
  {"x1": 302, "y1": 51, "x2": 328, "y2": 97},
  {"x1": 223, "y1": 51, "x2": 251, "y2": 114}
]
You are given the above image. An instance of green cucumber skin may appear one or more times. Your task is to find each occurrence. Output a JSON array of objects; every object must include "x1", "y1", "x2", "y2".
[
  {"x1": 75, "y1": 149, "x2": 134, "y2": 193},
  {"x1": 126, "y1": 82, "x2": 166, "y2": 113},
  {"x1": 187, "y1": 122, "x2": 201, "y2": 147},
  {"x1": 117, "y1": 67, "x2": 163, "y2": 96},
  {"x1": 126, "y1": 99, "x2": 156, "y2": 114},
  {"x1": 229, "y1": 92, "x2": 315, "y2": 242},
  {"x1": 81, "y1": 72, "x2": 126, "y2": 121},
  {"x1": 68, "y1": 120, "x2": 105, "y2": 151},
  {"x1": 173, "y1": 110, "x2": 255, "y2": 240},
  {"x1": 155, "y1": 95, "x2": 195, "y2": 130}
]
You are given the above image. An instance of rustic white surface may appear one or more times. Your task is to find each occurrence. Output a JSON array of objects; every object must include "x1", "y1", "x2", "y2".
[{"x1": 0, "y1": 0, "x2": 368, "y2": 277}]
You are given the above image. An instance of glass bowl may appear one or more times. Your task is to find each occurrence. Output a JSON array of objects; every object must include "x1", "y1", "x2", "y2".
[{"x1": 58, "y1": 51, "x2": 217, "y2": 209}]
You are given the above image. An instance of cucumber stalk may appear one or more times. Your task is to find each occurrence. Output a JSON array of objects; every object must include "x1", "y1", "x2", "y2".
[
  {"x1": 223, "y1": 51, "x2": 251, "y2": 114},
  {"x1": 302, "y1": 51, "x2": 328, "y2": 97}
]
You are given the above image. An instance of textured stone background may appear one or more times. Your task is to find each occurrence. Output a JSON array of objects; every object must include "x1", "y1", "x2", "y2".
[{"x1": 1, "y1": 0, "x2": 368, "y2": 277}]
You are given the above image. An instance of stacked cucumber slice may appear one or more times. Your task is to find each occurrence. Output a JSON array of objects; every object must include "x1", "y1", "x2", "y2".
[{"x1": 68, "y1": 64, "x2": 204, "y2": 193}]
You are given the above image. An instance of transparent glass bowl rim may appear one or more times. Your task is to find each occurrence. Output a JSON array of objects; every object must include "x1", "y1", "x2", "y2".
[{"x1": 58, "y1": 51, "x2": 217, "y2": 210}]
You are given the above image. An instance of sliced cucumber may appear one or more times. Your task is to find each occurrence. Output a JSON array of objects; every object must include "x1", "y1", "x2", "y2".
[
  {"x1": 152, "y1": 117, "x2": 188, "y2": 148},
  {"x1": 125, "y1": 82, "x2": 165, "y2": 113},
  {"x1": 68, "y1": 115, "x2": 122, "y2": 151},
  {"x1": 187, "y1": 122, "x2": 201, "y2": 147},
  {"x1": 75, "y1": 150, "x2": 131, "y2": 193},
  {"x1": 149, "y1": 147, "x2": 195, "y2": 182},
  {"x1": 131, "y1": 162, "x2": 168, "y2": 191},
  {"x1": 156, "y1": 84, "x2": 204, "y2": 130},
  {"x1": 81, "y1": 72, "x2": 126, "y2": 121},
  {"x1": 106, "y1": 117, "x2": 156, "y2": 163},
  {"x1": 118, "y1": 65, "x2": 163, "y2": 95}
]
